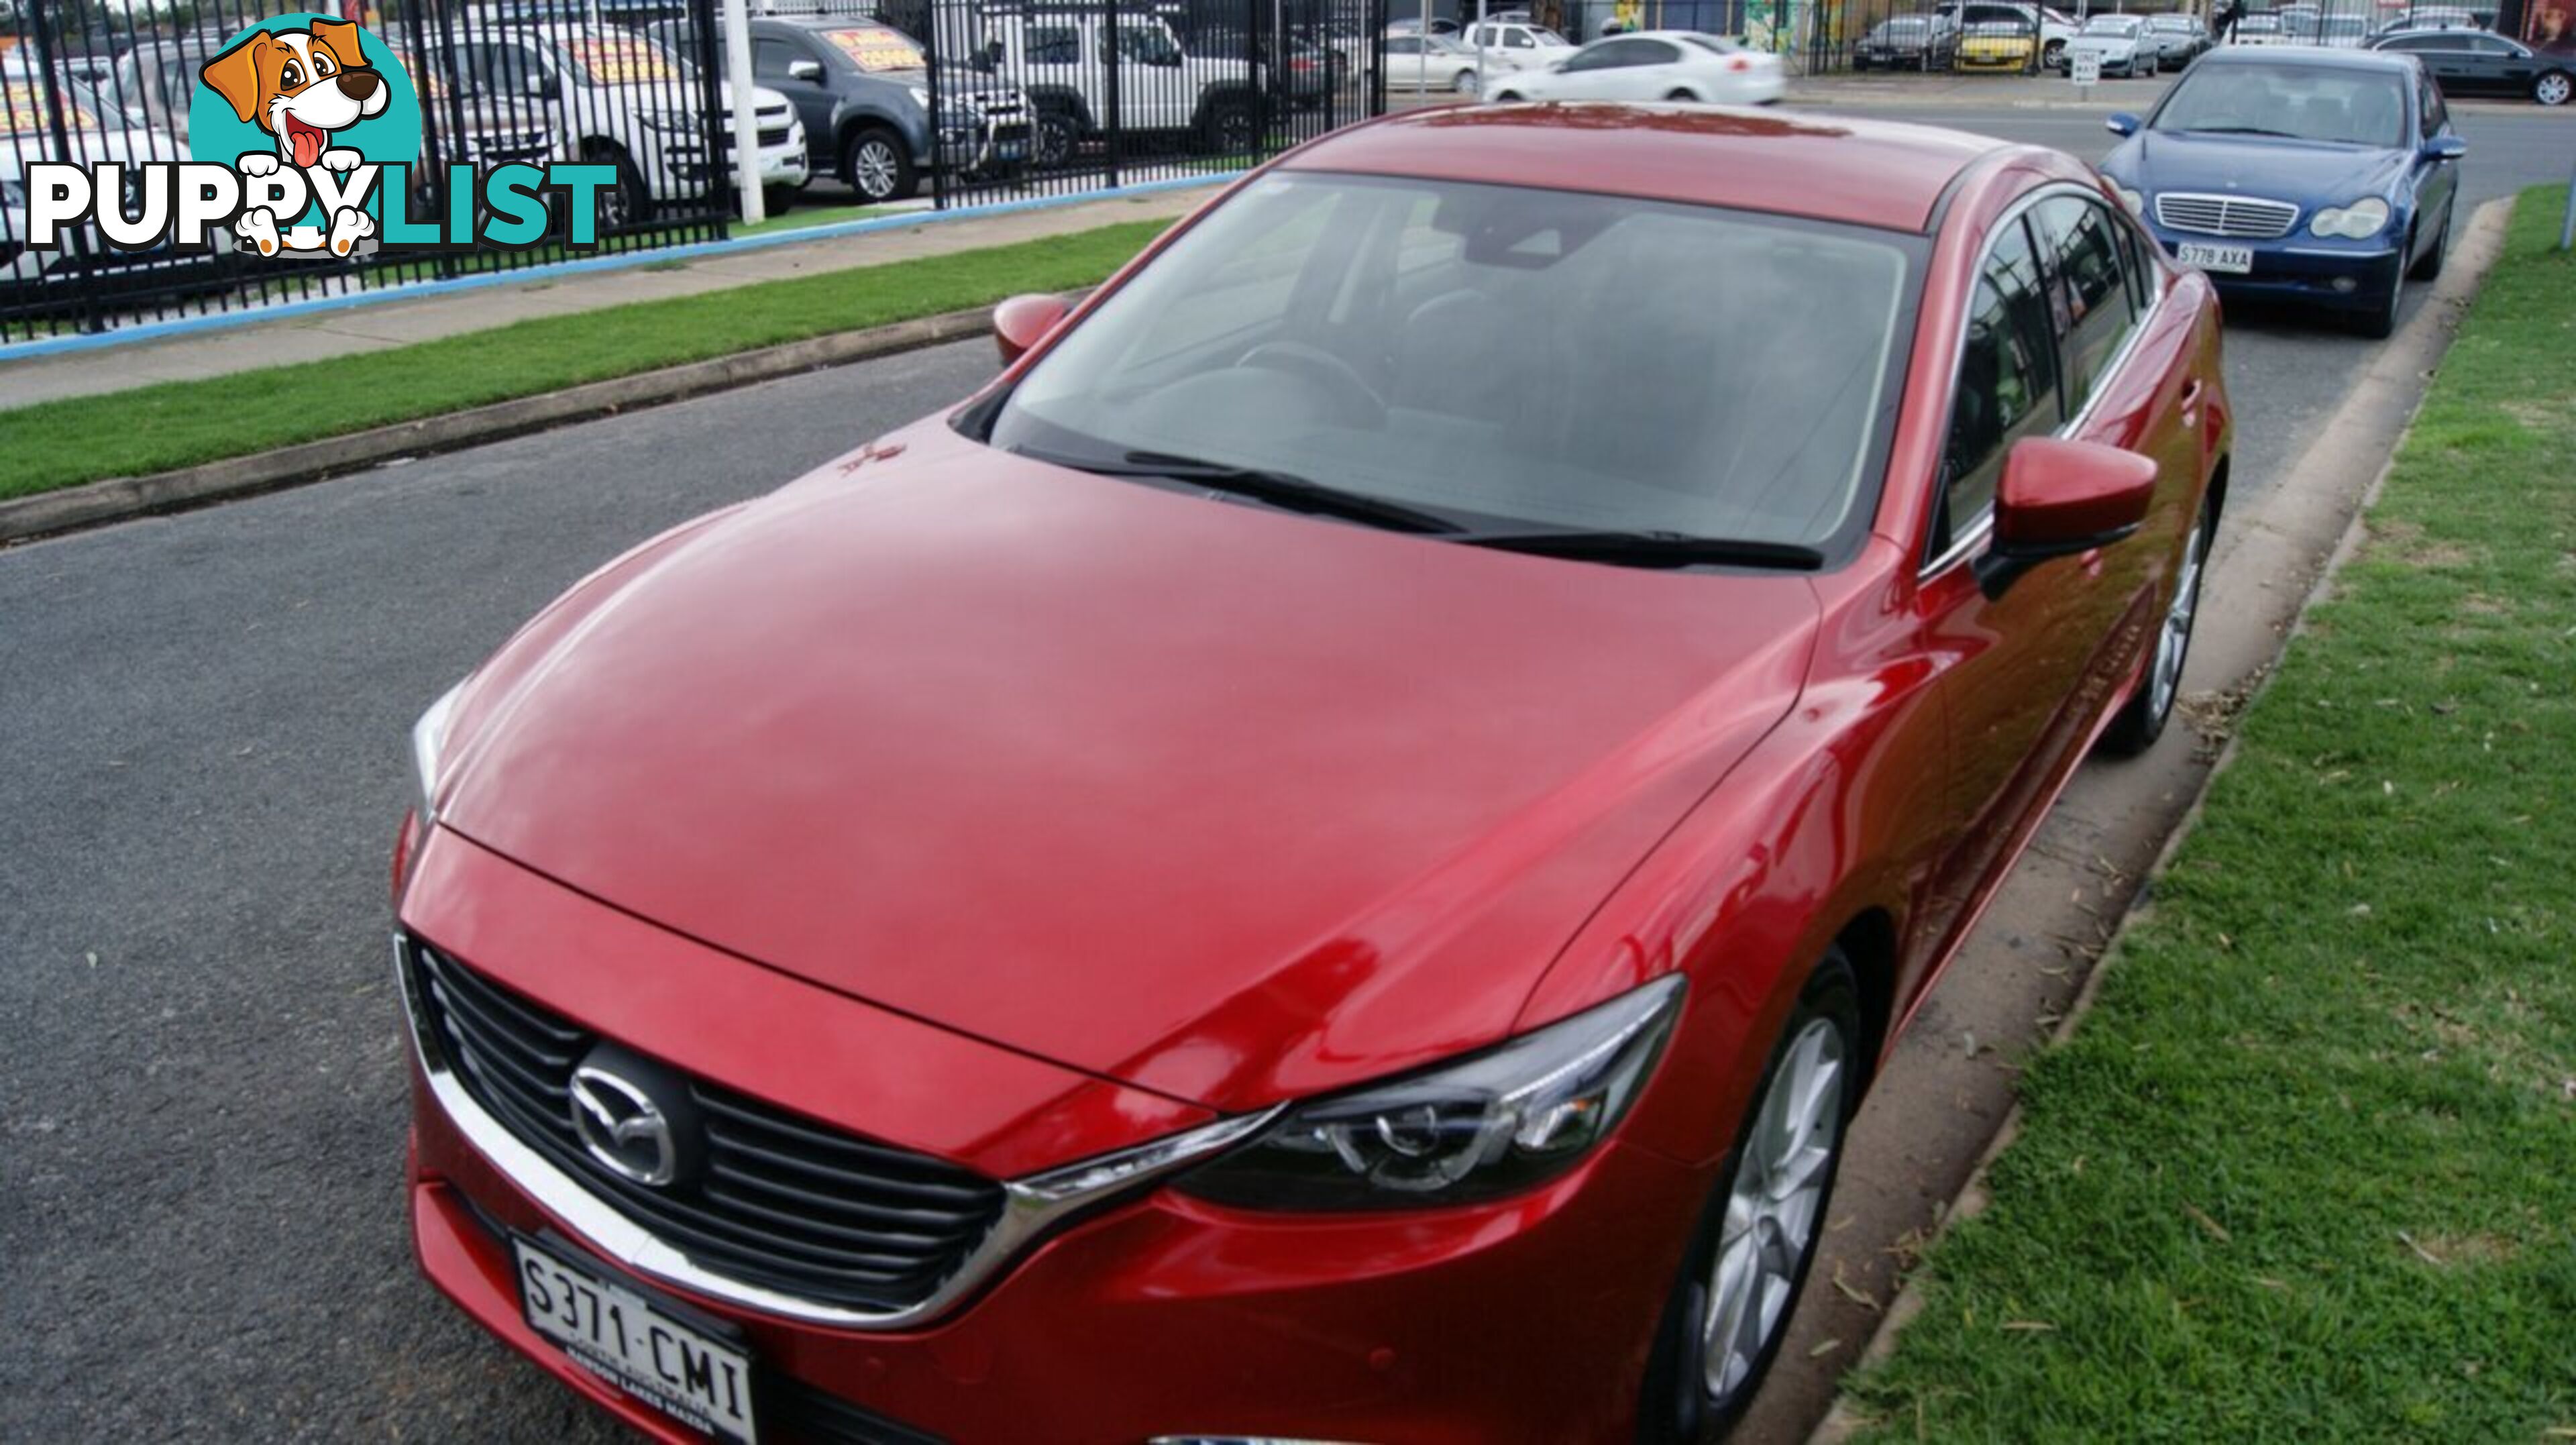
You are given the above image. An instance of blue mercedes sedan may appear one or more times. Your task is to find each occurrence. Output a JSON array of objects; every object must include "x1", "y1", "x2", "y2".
[{"x1": 2098, "y1": 47, "x2": 2464, "y2": 337}]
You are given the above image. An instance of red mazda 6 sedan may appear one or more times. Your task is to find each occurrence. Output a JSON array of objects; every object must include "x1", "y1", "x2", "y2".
[{"x1": 395, "y1": 105, "x2": 2230, "y2": 1444}]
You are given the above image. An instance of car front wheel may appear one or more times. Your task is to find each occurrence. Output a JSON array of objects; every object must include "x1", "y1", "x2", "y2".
[
  {"x1": 1640, "y1": 951, "x2": 1860, "y2": 1442},
  {"x1": 2102, "y1": 490, "x2": 2214, "y2": 755},
  {"x1": 841, "y1": 127, "x2": 916, "y2": 203},
  {"x1": 2536, "y1": 69, "x2": 2572, "y2": 105},
  {"x1": 1454, "y1": 67, "x2": 1481, "y2": 93}
]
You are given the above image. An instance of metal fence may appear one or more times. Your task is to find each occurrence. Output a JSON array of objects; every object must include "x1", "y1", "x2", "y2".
[
  {"x1": 904, "y1": 0, "x2": 1388, "y2": 209},
  {"x1": 1, "y1": 0, "x2": 1388, "y2": 345},
  {"x1": 1, "y1": 0, "x2": 739, "y2": 345}
]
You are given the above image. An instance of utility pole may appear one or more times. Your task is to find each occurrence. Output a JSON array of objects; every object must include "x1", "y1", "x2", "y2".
[{"x1": 723, "y1": 0, "x2": 764, "y2": 225}]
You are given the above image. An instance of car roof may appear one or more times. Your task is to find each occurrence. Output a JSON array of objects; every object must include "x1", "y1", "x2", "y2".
[
  {"x1": 2191, "y1": 42, "x2": 2420, "y2": 71},
  {"x1": 1282, "y1": 104, "x2": 2010, "y2": 233}
]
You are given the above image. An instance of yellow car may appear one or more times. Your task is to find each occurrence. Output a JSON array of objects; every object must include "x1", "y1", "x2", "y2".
[{"x1": 1957, "y1": 21, "x2": 2038, "y2": 69}]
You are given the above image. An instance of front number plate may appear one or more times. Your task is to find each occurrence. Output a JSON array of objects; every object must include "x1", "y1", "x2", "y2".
[
  {"x1": 514, "y1": 1238, "x2": 759, "y2": 1444},
  {"x1": 2174, "y1": 242, "x2": 2254, "y2": 274}
]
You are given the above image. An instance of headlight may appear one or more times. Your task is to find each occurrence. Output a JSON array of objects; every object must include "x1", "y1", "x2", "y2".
[
  {"x1": 1177, "y1": 976, "x2": 1684, "y2": 1210},
  {"x1": 634, "y1": 109, "x2": 694, "y2": 135},
  {"x1": 411, "y1": 682, "x2": 465, "y2": 828},
  {"x1": 907, "y1": 85, "x2": 930, "y2": 110},
  {"x1": 2310, "y1": 197, "x2": 2391, "y2": 239},
  {"x1": 2110, "y1": 182, "x2": 2145, "y2": 215}
]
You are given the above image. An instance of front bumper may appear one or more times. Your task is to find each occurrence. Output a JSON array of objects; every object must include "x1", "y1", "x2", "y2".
[
  {"x1": 399, "y1": 833, "x2": 1710, "y2": 1444},
  {"x1": 2141, "y1": 220, "x2": 2403, "y2": 313}
]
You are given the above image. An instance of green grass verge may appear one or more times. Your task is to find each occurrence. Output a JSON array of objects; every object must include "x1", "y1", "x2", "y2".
[
  {"x1": 1841, "y1": 188, "x2": 2576, "y2": 1440},
  {"x1": 0, "y1": 218, "x2": 1167, "y2": 501}
]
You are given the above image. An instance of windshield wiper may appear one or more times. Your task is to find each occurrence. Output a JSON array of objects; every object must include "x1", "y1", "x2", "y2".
[
  {"x1": 1095, "y1": 449, "x2": 1468, "y2": 534},
  {"x1": 2182, "y1": 125, "x2": 2304, "y2": 138},
  {"x1": 1451, "y1": 529, "x2": 1826, "y2": 570}
]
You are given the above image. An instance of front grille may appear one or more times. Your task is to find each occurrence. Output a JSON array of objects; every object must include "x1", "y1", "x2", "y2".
[
  {"x1": 411, "y1": 943, "x2": 1008, "y2": 1314},
  {"x1": 2155, "y1": 191, "x2": 2299, "y2": 239},
  {"x1": 759, "y1": 125, "x2": 793, "y2": 147}
]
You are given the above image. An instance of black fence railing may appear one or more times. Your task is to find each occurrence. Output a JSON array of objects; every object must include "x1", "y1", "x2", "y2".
[
  {"x1": 1, "y1": 0, "x2": 738, "y2": 345},
  {"x1": 909, "y1": 0, "x2": 1388, "y2": 209},
  {"x1": 1, "y1": 0, "x2": 1388, "y2": 347}
]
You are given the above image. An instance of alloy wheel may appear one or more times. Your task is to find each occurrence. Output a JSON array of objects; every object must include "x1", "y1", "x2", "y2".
[
  {"x1": 2538, "y1": 70, "x2": 2571, "y2": 105},
  {"x1": 851, "y1": 138, "x2": 901, "y2": 201},
  {"x1": 1701, "y1": 1016, "x2": 1847, "y2": 1401},
  {"x1": 2146, "y1": 504, "x2": 2209, "y2": 725}
]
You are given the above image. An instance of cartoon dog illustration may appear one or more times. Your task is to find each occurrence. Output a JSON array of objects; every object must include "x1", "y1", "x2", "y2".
[{"x1": 200, "y1": 19, "x2": 386, "y2": 257}]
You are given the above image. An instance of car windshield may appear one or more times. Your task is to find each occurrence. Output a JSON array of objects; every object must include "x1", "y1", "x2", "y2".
[
  {"x1": 985, "y1": 172, "x2": 1917, "y2": 551},
  {"x1": 2154, "y1": 60, "x2": 2409, "y2": 146},
  {"x1": 2241, "y1": 15, "x2": 2280, "y2": 30},
  {"x1": 2322, "y1": 15, "x2": 2367, "y2": 35},
  {"x1": 2084, "y1": 16, "x2": 2142, "y2": 35},
  {"x1": 1880, "y1": 17, "x2": 1931, "y2": 30}
]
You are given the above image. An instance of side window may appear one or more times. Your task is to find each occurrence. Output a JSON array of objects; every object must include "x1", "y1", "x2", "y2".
[
  {"x1": 1026, "y1": 25, "x2": 1081, "y2": 64},
  {"x1": 752, "y1": 37, "x2": 799, "y2": 79},
  {"x1": 1633, "y1": 39, "x2": 1682, "y2": 64},
  {"x1": 1505, "y1": 28, "x2": 1537, "y2": 48},
  {"x1": 2033, "y1": 195, "x2": 2135, "y2": 415},
  {"x1": 1388, "y1": 36, "x2": 1421, "y2": 54},
  {"x1": 2421, "y1": 74, "x2": 2448, "y2": 134},
  {"x1": 1570, "y1": 38, "x2": 1652, "y2": 68},
  {"x1": 1938, "y1": 216, "x2": 2060, "y2": 558}
]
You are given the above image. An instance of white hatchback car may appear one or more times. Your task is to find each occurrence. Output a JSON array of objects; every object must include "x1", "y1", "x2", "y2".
[
  {"x1": 1483, "y1": 31, "x2": 1786, "y2": 105},
  {"x1": 1385, "y1": 34, "x2": 1486, "y2": 93}
]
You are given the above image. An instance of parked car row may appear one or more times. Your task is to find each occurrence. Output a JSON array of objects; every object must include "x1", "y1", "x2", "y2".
[{"x1": 1849, "y1": 3, "x2": 2211, "y2": 76}]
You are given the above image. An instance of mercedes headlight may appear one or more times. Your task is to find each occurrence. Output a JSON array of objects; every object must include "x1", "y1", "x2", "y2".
[
  {"x1": 411, "y1": 682, "x2": 465, "y2": 828},
  {"x1": 2310, "y1": 197, "x2": 2391, "y2": 239},
  {"x1": 1178, "y1": 977, "x2": 1683, "y2": 1210},
  {"x1": 2112, "y1": 183, "x2": 2145, "y2": 215}
]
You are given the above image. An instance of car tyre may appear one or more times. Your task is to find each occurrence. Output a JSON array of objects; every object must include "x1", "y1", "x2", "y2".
[
  {"x1": 1664, "y1": 87, "x2": 1698, "y2": 101},
  {"x1": 1454, "y1": 67, "x2": 1481, "y2": 93},
  {"x1": 1031, "y1": 103, "x2": 1082, "y2": 168},
  {"x1": 1197, "y1": 96, "x2": 1257, "y2": 154},
  {"x1": 1495, "y1": 89, "x2": 1525, "y2": 101},
  {"x1": 2535, "y1": 69, "x2": 2572, "y2": 105},
  {"x1": 1638, "y1": 951, "x2": 1862, "y2": 1444},
  {"x1": 841, "y1": 126, "x2": 916, "y2": 203},
  {"x1": 761, "y1": 183, "x2": 800, "y2": 217},
  {"x1": 2353, "y1": 242, "x2": 2405, "y2": 339},
  {"x1": 582, "y1": 140, "x2": 649, "y2": 230},
  {"x1": 2101, "y1": 490, "x2": 2214, "y2": 755},
  {"x1": 2409, "y1": 200, "x2": 2451, "y2": 281},
  {"x1": 2043, "y1": 37, "x2": 2066, "y2": 68}
]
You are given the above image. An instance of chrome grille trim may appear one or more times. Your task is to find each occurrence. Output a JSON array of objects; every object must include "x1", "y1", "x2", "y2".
[
  {"x1": 394, "y1": 931, "x2": 1277, "y2": 1329},
  {"x1": 2154, "y1": 191, "x2": 2299, "y2": 239}
]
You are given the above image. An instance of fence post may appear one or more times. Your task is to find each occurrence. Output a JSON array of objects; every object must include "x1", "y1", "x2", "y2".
[
  {"x1": 28, "y1": 0, "x2": 104, "y2": 335},
  {"x1": 928, "y1": 0, "x2": 948, "y2": 210},
  {"x1": 1103, "y1": 0, "x2": 1122, "y2": 189}
]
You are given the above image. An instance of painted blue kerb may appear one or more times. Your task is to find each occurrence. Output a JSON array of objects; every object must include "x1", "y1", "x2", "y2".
[{"x1": 0, "y1": 173, "x2": 1237, "y2": 366}]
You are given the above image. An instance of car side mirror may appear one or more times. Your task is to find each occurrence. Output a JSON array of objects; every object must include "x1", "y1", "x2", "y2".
[
  {"x1": 992, "y1": 292, "x2": 1069, "y2": 366},
  {"x1": 788, "y1": 58, "x2": 824, "y2": 82},
  {"x1": 2422, "y1": 133, "x2": 2466, "y2": 161},
  {"x1": 1975, "y1": 436, "x2": 2159, "y2": 598},
  {"x1": 2105, "y1": 110, "x2": 2139, "y2": 136}
]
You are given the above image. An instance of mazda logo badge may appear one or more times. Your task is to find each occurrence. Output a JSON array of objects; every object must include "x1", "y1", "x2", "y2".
[{"x1": 567, "y1": 1047, "x2": 700, "y2": 1187}]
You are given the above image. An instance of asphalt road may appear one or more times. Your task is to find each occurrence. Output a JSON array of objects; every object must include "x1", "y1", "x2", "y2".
[{"x1": 1, "y1": 103, "x2": 2567, "y2": 1441}]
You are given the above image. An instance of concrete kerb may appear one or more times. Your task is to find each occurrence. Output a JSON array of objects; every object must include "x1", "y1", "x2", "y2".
[
  {"x1": 1801, "y1": 195, "x2": 2515, "y2": 1445},
  {"x1": 0, "y1": 172, "x2": 1234, "y2": 367},
  {"x1": 0, "y1": 299, "x2": 1013, "y2": 545}
]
